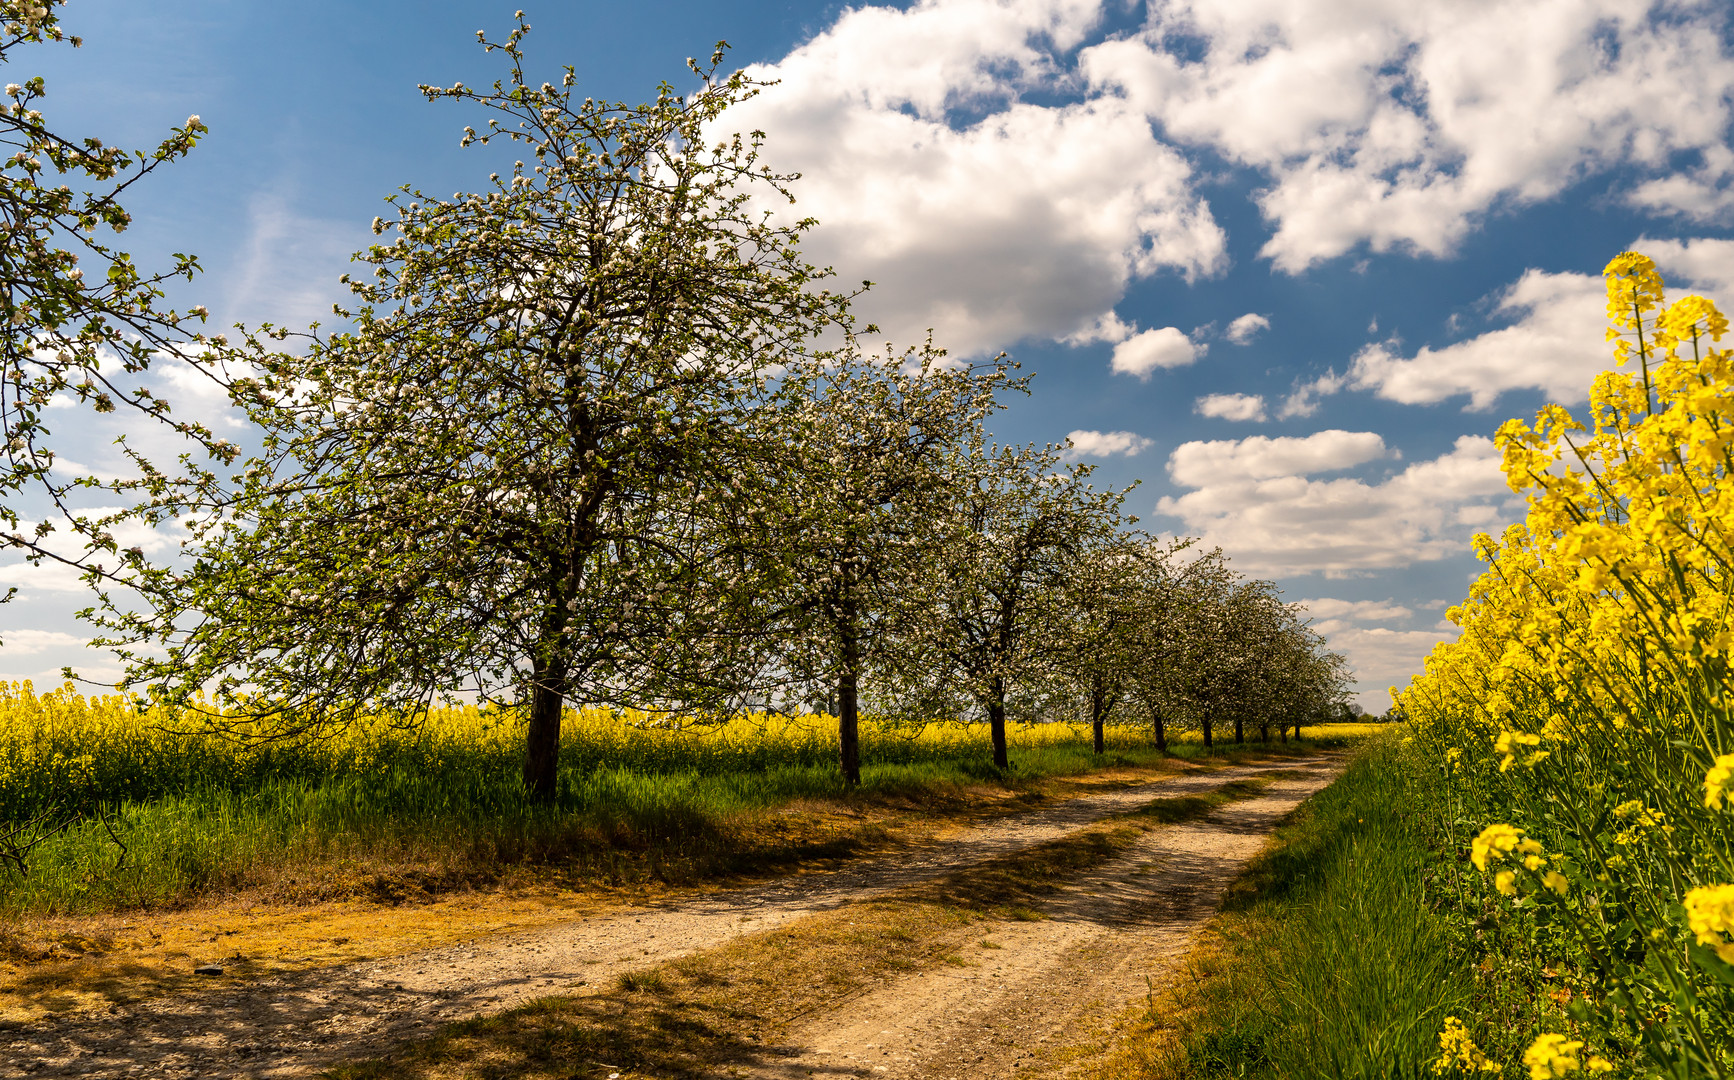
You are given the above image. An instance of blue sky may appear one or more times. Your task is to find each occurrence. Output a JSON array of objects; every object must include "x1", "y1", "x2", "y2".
[{"x1": 4, "y1": 0, "x2": 1734, "y2": 709}]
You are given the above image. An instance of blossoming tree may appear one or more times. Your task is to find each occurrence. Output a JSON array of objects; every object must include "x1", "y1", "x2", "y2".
[
  {"x1": 1047, "y1": 534, "x2": 1185, "y2": 754},
  {"x1": 105, "y1": 21, "x2": 855, "y2": 801},
  {"x1": 0, "y1": 0, "x2": 227, "y2": 616},
  {"x1": 930, "y1": 442, "x2": 1131, "y2": 769},
  {"x1": 754, "y1": 342, "x2": 1021, "y2": 785}
]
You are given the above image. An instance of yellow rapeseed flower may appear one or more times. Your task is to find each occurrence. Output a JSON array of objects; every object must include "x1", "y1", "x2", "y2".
[
  {"x1": 1604, "y1": 251, "x2": 1665, "y2": 331},
  {"x1": 1471, "y1": 823, "x2": 1526, "y2": 871},
  {"x1": 1684, "y1": 884, "x2": 1734, "y2": 958},
  {"x1": 1524, "y1": 1033, "x2": 1589, "y2": 1078},
  {"x1": 1433, "y1": 1016, "x2": 1500, "y2": 1074},
  {"x1": 1611, "y1": 801, "x2": 1670, "y2": 845},
  {"x1": 1705, "y1": 754, "x2": 1734, "y2": 811},
  {"x1": 1495, "y1": 729, "x2": 1543, "y2": 772},
  {"x1": 1658, "y1": 294, "x2": 1729, "y2": 344},
  {"x1": 1399, "y1": 253, "x2": 1734, "y2": 1066}
]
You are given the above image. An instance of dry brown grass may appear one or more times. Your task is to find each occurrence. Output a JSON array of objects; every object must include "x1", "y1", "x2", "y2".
[
  {"x1": 1052, "y1": 917, "x2": 1254, "y2": 1080},
  {"x1": 324, "y1": 781, "x2": 1272, "y2": 1080},
  {"x1": 0, "y1": 757, "x2": 1235, "y2": 1024}
]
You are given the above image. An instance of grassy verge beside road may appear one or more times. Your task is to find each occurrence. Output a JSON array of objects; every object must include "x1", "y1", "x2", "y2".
[
  {"x1": 1083, "y1": 735, "x2": 1498, "y2": 1079},
  {"x1": 0, "y1": 679, "x2": 1369, "y2": 918},
  {"x1": 0, "y1": 738, "x2": 1364, "y2": 1026}
]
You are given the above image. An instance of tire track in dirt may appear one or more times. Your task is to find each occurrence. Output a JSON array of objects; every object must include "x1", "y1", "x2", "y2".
[
  {"x1": 0, "y1": 754, "x2": 1339, "y2": 1079},
  {"x1": 744, "y1": 768, "x2": 1339, "y2": 1080}
]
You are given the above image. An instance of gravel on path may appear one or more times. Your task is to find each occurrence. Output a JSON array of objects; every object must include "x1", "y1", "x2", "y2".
[
  {"x1": 743, "y1": 763, "x2": 1341, "y2": 1079},
  {"x1": 0, "y1": 755, "x2": 1338, "y2": 1080}
]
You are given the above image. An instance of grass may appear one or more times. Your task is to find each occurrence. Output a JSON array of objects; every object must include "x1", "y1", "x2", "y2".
[
  {"x1": 1079, "y1": 735, "x2": 1482, "y2": 1080},
  {"x1": 324, "y1": 778, "x2": 1279, "y2": 1080},
  {"x1": 0, "y1": 675, "x2": 1371, "y2": 917},
  {"x1": 0, "y1": 744, "x2": 1359, "y2": 1026}
]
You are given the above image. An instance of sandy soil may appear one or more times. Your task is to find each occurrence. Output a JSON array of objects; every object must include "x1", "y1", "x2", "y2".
[
  {"x1": 0, "y1": 754, "x2": 1339, "y2": 1079},
  {"x1": 746, "y1": 767, "x2": 1338, "y2": 1079}
]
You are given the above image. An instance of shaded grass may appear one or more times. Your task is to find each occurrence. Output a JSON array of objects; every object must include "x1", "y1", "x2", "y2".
[
  {"x1": 1080, "y1": 738, "x2": 1477, "y2": 1079},
  {"x1": 2, "y1": 725, "x2": 1351, "y2": 917},
  {"x1": 6, "y1": 744, "x2": 1146, "y2": 916},
  {"x1": 0, "y1": 762, "x2": 1346, "y2": 1025},
  {"x1": 323, "y1": 778, "x2": 1277, "y2": 1080}
]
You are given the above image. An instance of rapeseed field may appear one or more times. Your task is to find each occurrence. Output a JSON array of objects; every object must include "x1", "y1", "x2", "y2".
[
  {"x1": 1402, "y1": 254, "x2": 1734, "y2": 1076},
  {"x1": 0, "y1": 682, "x2": 1187, "y2": 915}
]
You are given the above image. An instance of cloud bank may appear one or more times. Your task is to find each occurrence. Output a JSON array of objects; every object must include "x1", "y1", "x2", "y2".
[
  {"x1": 1158, "y1": 433, "x2": 1510, "y2": 577},
  {"x1": 715, "y1": 0, "x2": 1733, "y2": 361},
  {"x1": 729, "y1": 0, "x2": 1227, "y2": 357},
  {"x1": 1085, "y1": 0, "x2": 1734, "y2": 272}
]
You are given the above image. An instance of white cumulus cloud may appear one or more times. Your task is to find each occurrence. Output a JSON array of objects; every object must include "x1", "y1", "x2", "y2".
[
  {"x1": 719, "y1": 0, "x2": 1734, "y2": 350},
  {"x1": 1295, "y1": 597, "x2": 1415, "y2": 630},
  {"x1": 1066, "y1": 429, "x2": 1154, "y2": 457},
  {"x1": 0, "y1": 509, "x2": 187, "y2": 599},
  {"x1": 727, "y1": 0, "x2": 1227, "y2": 358},
  {"x1": 1346, "y1": 269, "x2": 1608, "y2": 409},
  {"x1": 1325, "y1": 625, "x2": 1458, "y2": 710},
  {"x1": 1194, "y1": 392, "x2": 1268, "y2": 422},
  {"x1": 1158, "y1": 434, "x2": 1510, "y2": 577},
  {"x1": 1111, "y1": 326, "x2": 1202, "y2": 377},
  {"x1": 1167, "y1": 430, "x2": 1388, "y2": 487},
  {"x1": 1292, "y1": 598, "x2": 1450, "y2": 710},
  {"x1": 1271, "y1": 235, "x2": 1734, "y2": 418},
  {"x1": 1640, "y1": 235, "x2": 1734, "y2": 300},
  {"x1": 1224, "y1": 313, "x2": 1270, "y2": 344},
  {"x1": 1277, "y1": 371, "x2": 1348, "y2": 420},
  {"x1": 0, "y1": 629, "x2": 85, "y2": 655},
  {"x1": 1080, "y1": 0, "x2": 1734, "y2": 271},
  {"x1": 1283, "y1": 266, "x2": 1614, "y2": 414},
  {"x1": 0, "y1": 561, "x2": 88, "y2": 594}
]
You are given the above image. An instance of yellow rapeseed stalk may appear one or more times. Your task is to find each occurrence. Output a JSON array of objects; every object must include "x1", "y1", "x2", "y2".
[{"x1": 1399, "y1": 253, "x2": 1734, "y2": 1072}]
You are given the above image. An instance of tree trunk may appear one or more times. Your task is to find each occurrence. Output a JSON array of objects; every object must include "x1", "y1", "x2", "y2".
[
  {"x1": 835, "y1": 598, "x2": 863, "y2": 785},
  {"x1": 1234, "y1": 716, "x2": 1244, "y2": 744},
  {"x1": 522, "y1": 660, "x2": 568, "y2": 804},
  {"x1": 1150, "y1": 707, "x2": 1167, "y2": 752},
  {"x1": 1090, "y1": 680, "x2": 1106, "y2": 755},
  {"x1": 1293, "y1": 721, "x2": 1302, "y2": 742},
  {"x1": 1259, "y1": 722, "x2": 1269, "y2": 743},
  {"x1": 838, "y1": 653, "x2": 861, "y2": 787},
  {"x1": 1279, "y1": 723, "x2": 1288, "y2": 744},
  {"x1": 989, "y1": 675, "x2": 1009, "y2": 771},
  {"x1": 1202, "y1": 715, "x2": 1213, "y2": 749}
]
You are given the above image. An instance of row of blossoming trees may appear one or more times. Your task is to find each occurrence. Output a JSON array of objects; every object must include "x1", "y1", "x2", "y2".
[
  {"x1": 1401, "y1": 255, "x2": 1734, "y2": 1076},
  {"x1": 2, "y1": 10, "x2": 1348, "y2": 798}
]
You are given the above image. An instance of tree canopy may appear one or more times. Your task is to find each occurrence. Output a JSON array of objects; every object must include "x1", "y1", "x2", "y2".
[
  {"x1": 0, "y1": 0, "x2": 230, "y2": 619},
  {"x1": 75, "y1": 18, "x2": 1353, "y2": 798},
  {"x1": 104, "y1": 24, "x2": 860, "y2": 799}
]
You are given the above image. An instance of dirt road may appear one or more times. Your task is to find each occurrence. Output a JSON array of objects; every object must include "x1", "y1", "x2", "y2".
[{"x1": 1, "y1": 754, "x2": 1341, "y2": 1079}]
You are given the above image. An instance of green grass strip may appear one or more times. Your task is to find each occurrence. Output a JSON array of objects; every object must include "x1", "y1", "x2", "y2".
[{"x1": 1101, "y1": 738, "x2": 1478, "y2": 1079}]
